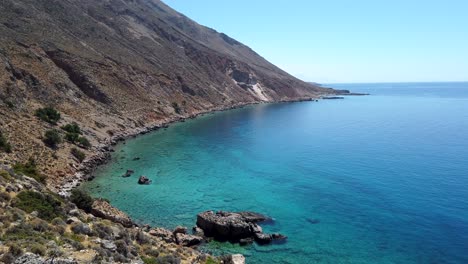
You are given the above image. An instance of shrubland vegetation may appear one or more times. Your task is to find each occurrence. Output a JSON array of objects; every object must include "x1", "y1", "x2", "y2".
[
  {"x1": 13, "y1": 159, "x2": 46, "y2": 183},
  {"x1": 35, "y1": 107, "x2": 61, "y2": 125},
  {"x1": 43, "y1": 129, "x2": 61, "y2": 148}
]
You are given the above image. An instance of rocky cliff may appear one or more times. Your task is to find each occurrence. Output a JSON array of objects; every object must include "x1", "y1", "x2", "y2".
[{"x1": 0, "y1": 0, "x2": 339, "y2": 190}]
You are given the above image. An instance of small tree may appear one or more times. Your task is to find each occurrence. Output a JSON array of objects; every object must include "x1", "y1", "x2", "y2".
[
  {"x1": 70, "y1": 189, "x2": 94, "y2": 213},
  {"x1": 35, "y1": 107, "x2": 61, "y2": 125},
  {"x1": 43, "y1": 129, "x2": 61, "y2": 148}
]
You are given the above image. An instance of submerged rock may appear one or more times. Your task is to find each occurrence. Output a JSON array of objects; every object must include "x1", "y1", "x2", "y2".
[
  {"x1": 122, "y1": 169, "x2": 135, "y2": 178},
  {"x1": 137, "y1": 176, "x2": 151, "y2": 185}
]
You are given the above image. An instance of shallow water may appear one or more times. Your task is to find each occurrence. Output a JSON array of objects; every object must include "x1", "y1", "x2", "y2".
[{"x1": 83, "y1": 82, "x2": 468, "y2": 263}]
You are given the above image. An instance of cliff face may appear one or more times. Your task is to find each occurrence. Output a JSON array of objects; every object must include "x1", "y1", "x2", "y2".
[{"x1": 0, "y1": 0, "x2": 337, "y2": 189}]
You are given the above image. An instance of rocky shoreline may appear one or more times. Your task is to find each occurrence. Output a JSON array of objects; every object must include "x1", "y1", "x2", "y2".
[{"x1": 57, "y1": 96, "x2": 326, "y2": 196}]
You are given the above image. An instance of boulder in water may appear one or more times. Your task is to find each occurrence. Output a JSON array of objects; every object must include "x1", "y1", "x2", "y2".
[{"x1": 138, "y1": 175, "x2": 151, "y2": 185}]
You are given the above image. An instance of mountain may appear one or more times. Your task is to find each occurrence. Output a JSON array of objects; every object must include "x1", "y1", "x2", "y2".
[{"x1": 0, "y1": 0, "x2": 340, "y2": 190}]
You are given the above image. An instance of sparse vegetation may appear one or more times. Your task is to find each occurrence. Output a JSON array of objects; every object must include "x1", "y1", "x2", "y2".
[
  {"x1": 62, "y1": 122, "x2": 84, "y2": 144},
  {"x1": 70, "y1": 189, "x2": 94, "y2": 213},
  {"x1": 13, "y1": 191, "x2": 64, "y2": 221},
  {"x1": 71, "y1": 147, "x2": 86, "y2": 162},
  {"x1": 64, "y1": 132, "x2": 80, "y2": 143},
  {"x1": 77, "y1": 136, "x2": 91, "y2": 149},
  {"x1": 35, "y1": 107, "x2": 61, "y2": 125},
  {"x1": 0, "y1": 130, "x2": 12, "y2": 153},
  {"x1": 43, "y1": 129, "x2": 61, "y2": 148},
  {"x1": 13, "y1": 159, "x2": 46, "y2": 183},
  {"x1": 61, "y1": 122, "x2": 81, "y2": 134}
]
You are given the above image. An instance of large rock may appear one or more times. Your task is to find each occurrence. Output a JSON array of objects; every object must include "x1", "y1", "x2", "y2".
[
  {"x1": 149, "y1": 227, "x2": 175, "y2": 243},
  {"x1": 91, "y1": 199, "x2": 133, "y2": 227},
  {"x1": 196, "y1": 211, "x2": 285, "y2": 245},
  {"x1": 175, "y1": 233, "x2": 203, "y2": 247}
]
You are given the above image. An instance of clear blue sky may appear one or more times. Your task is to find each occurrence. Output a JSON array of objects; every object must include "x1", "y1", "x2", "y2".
[{"x1": 164, "y1": 0, "x2": 468, "y2": 83}]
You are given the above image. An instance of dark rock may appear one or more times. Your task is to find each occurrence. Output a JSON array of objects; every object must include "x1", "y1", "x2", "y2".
[
  {"x1": 196, "y1": 210, "x2": 283, "y2": 245},
  {"x1": 175, "y1": 233, "x2": 203, "y2": 247},
  {"x1": 122, "y1": 169, "x2": 134, "y2": 178},
  {"x1": 133, "y1": 157, "x2": 141, "y2": 161},
  {"x1": 173, "y1": 226, "x2": 188, "y2": 235},
  {"x1": 254, "y1": 233, "x2": 272, "y2": 245},
  {"x1": 239, "y1": 238, "x2": 254, "y2": 246},
  {"x1": 137, "y1": 176, "x2": 151, "y2": 185},
  {"x1": 306, "y1": 218, "x2": 320, "y2": 224}
]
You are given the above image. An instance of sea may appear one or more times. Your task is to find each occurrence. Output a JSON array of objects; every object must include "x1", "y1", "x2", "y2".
[{"x1": 82, "y1": 82, "x2": 468, "y2": 263}]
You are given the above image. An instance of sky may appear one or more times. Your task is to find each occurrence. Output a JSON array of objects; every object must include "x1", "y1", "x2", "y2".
[{"x1": 164, "y1": 0, "x2": 467, "y2": 83}]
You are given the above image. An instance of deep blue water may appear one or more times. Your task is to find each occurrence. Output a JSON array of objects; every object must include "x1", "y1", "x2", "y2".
[{"x1": 83, "y1": 82, "x2": 468, "y2": 263}]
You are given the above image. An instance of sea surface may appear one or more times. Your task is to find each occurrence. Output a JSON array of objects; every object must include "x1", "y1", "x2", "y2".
[{"x1": 83, "y1": 82, "x2": 468, "y2": 263}]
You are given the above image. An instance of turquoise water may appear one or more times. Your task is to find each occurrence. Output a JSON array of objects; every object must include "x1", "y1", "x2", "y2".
[{"x1": 83, "y1": 82, "x2": 468, "y2": 263}]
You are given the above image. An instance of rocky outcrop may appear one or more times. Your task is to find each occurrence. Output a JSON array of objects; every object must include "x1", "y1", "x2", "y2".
[
  {"x1": 196, "y1": 211, "x2": 287, "y2": 244},
  {"x1": 90, "y1": 199, "x2": 133, "y2": 227},
  {"x1": 175, "y1": 233, "x2": 203, "y2": 247},
  {"x1": 14, "y1": 253, "x2": 78, "y2": 264},
  {"x1": 148, "y1": 226, "x2": 204, "y2": 247},
  {"x1": 149, "y1": 227, "x2": 175, "y2": 243},
  {"x1": 138, "y1": 176, "x2": 152, "y2": 185}
]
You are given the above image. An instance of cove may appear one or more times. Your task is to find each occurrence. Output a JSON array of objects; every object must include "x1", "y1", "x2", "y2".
[{"x1": 83, "y1": 83, "x2": 468, "y2": 264}]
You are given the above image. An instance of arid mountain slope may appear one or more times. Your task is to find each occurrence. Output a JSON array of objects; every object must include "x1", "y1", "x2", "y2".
[{"x1": 0, "y1": 0, "x2": 339, "y2": 190}]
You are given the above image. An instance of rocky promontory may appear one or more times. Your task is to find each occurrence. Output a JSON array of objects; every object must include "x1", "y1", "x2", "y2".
[{"x1": 196, "y1": 211, "x2": 287, "y2": 245}]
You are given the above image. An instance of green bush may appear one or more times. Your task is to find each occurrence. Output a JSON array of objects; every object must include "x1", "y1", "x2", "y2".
[
  {"x1": 65, "y1": 132, "x2": 80, "y2": 143},
  {"x1": 35, "y1": 107, "x2": 61, "y2": 125},
  {"x1": 13, "y1": 159, "x2": 46, "y2": 183},
  {"x1": 0, "y1": 131, "x2": 12, "y2": 153},
  {"x1": 70, "y1": 189, "x2": 94, "y2": 213},
  {"x1": 71, "y1": 148, "x2": 86, "y2": 162},
  {"x1": 77, "y1": 136, "x2": 91, "y2": 149},
  {"x1": 13, "y1": 191, "x2": 64, "y2": 221},
  {"x1": 43, "y1": 129, "x2": 61, "y2": 148},
  {"x1": 61, "y1": 122, "x2": 81, "y2": 134}
]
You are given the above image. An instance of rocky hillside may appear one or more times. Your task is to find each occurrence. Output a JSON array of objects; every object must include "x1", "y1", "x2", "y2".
[
  {"x1": 0, "y1": 1, "x2": 338, "y2": 190},
  {"x1": 0, "y1": 165, "x2": 238, "y2": 264}
]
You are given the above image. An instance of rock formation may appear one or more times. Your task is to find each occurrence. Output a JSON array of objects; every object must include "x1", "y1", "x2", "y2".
[
  {"x1": 90, "y1": 199, "x2": 133, "y2": 227},
  {"x1": 196, "y1": 211, "x2": 287, "y2": 244},
  {"x1": 137, "y1": 175, "x2": 151, "y2": 185}
]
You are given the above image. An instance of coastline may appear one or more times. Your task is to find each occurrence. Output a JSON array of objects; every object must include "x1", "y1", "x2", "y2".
[{"x1": 58, "y1": 96, "x2": 324, "y2": 196}]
